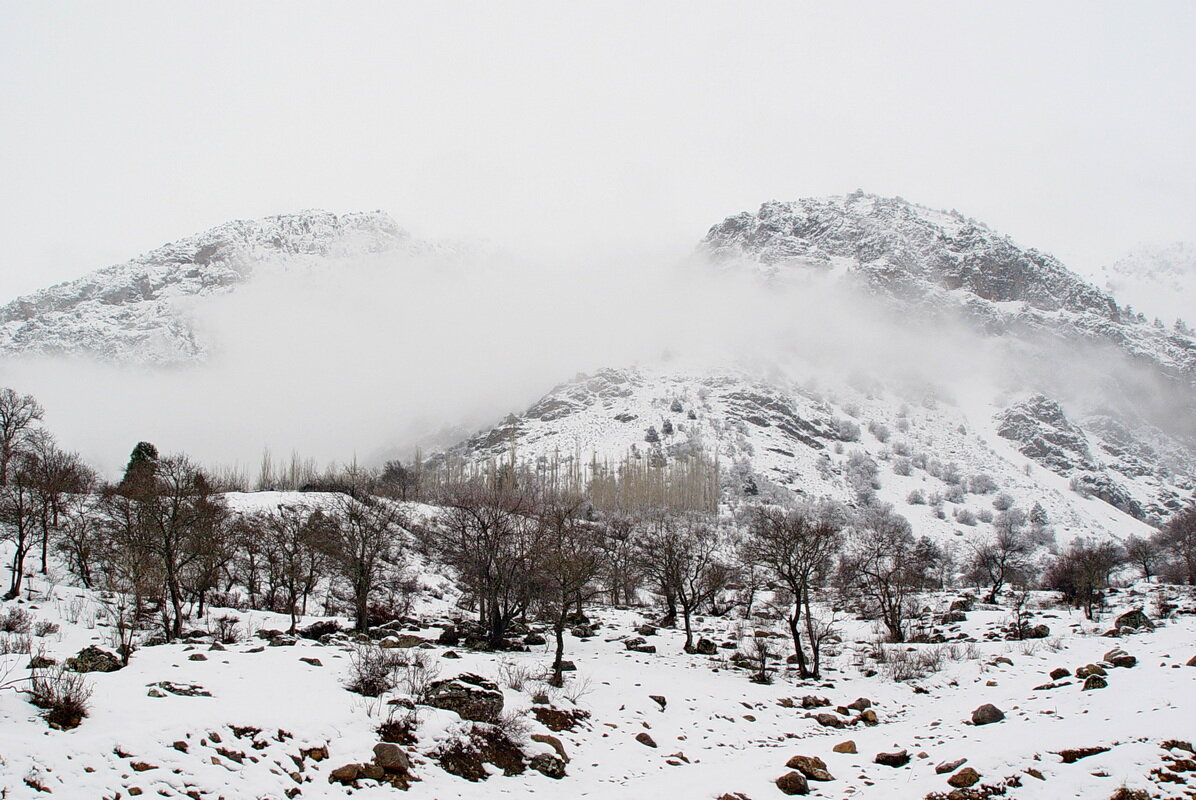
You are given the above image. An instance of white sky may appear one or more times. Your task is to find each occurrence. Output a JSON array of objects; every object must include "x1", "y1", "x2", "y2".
[{"x1": 2, "y1": 1, "x2": 1195, "y2": 300}]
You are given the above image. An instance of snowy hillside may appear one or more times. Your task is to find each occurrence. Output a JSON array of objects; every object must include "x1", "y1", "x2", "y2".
[
  {"x1": 1097, "y1": 242, "x2": 1196, "y2": 329},
  {"x1": 0, "y1": 211, "x2": 419, "y2": 363}
]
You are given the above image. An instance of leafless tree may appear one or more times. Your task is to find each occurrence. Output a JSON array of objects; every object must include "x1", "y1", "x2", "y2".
[
  {"x1": 740, "y1": 502, "x2": 844, "y2": 678},
  {"x1": 320, "y1": 493, "x2": 407, "y2": 633},
  {"x1": 0, "y1": 388, "x2": 43, "y2": 486},
  {"x1": 1044, "y1": 537, "x2": 1125, "y2": 619},
  {"x1": 838, "y1": 505, "x2": 918, "y2": 642},
  {"x1": 0, "y1": 456, "x2": 39, "y2": 598},
  {"x1": 1124, "y1": 534, "x2": 1161, "y2": 582},
  {"x1": 968, "y1": 509, "x2": 1032, "y2": 603},
  {"x1": 537, "y1": 494, "x2": 604, "y2": 685},
  {"x1": 1156, "y1": 507, "x2": 1196, "y2": 585},
  {"x1": 252, "y1": 504, "x2": 331, "y2": 632}
]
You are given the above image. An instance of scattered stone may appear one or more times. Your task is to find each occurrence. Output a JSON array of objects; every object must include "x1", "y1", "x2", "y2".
[
  {"x1": 302, "y1": 746, "x2": 329, "y2": 761},
  {"x1": 971, "y1": 704, "x2": 1004, "y2": 725},
  {"x1": 130, "y1": 762, "x2": 156, "y2": 772},
  {"x1": 800, "y1": 695, "x2": 831, "y2": 709},
  {"x1": 993, "y1": 656, "x2": 1013, "y2": 666},
  {"x1": 1055, "y1": 746, "x2": 1111, "y2": 763},
  {"x1": 523, "y1": 632, "x2": 546, "y2": 646},
  {"x1": 531, "y1": 733, "x2": 568, "y2": 762},
  {"x1": 637, "y1": 624, "x2": 657, "y2": 636},
  {"x1": 570, "y1": 625, "x2": 594, "y2": 638},
  {"x1": 147, "y1": 681, "x2": 211, "y2": 697},
  {"x1": 635, "y1": 732, "x2": 657, "y2": 748},
  {"x1": 785, "y1": 755, "x2": 833, "y2": 781},
  {"x1": 172, "y1": 741, "x2": 188, "y2": 753},
  {"x1": 529, "y1": 752, "x2": 567, "y2": 778},
  {"x1": 936, "y1": 758, "x2": 967, "y2": 774},
  {"x1": 693, "y1": 638, "x2": 718, "y2": 655},
  {"x1": 846, "y1": 697, "x2": 872, "y2": 711},
  {"x1": 299, "y1": 657, "x2": 322, "y2": 667},
  {"x1": 1083, "y1": 674, "x2": 1108, "y2": 690},
  {"x1": 855, "y1": 709, "x2": 879, "y2": 726},
  {"x1": 624, "y1": 636, "x2": 657, "y2": 653},
  {"x1": 650, "y1": 695, "x2": 667, "y2": 710},
  {"x1": 28, "y1": 655, "x2": 55, "y2": 669},
  {"x1": 1077, "y1": 663, "x2": 1107, "y2": 679},
  {"x1": 948, "y1": 767, "x2": 981, "y2": 788},
  {"x1": 1186, "y1": 655, "x2": 1196, "y2": 667},
  {"x1": 425, "y1": 674, "x2": 504, "y2": 723},
  {"x1": 372, "y1": 742, "x2": 410, "y2": 773},
  {"x1": 806, "y1": 712, "x2": 845, "y2": 729},
  {"x1": 328, "y1": 763, "x2": 362, "y2": 785},
  {"x1": 65, "y1": 646, "x2": 122, "y2": 673},
  {"x1": 1049, "y1": 667, "x2": 1070, "y2": 680},
  {"x1": 1024, "y1": 767, "x2": 1045, "y2": 780},
  {"x1": 379, "y1": 634, "x2": 424, "y2": 649},
  {"x1": 442, "y1": 650, "x2": 461, "y2": 659},
  {"x1": 1114, "y1": 609, "x2": 1154, "y2": 631},
  {"x1": 775, "y1": 771, "x2": 810, "y2": 795},
  {"x1": 832, "y1": 740, "x2": 857, "y2": 754},
  {"x1": 874, "y1": 750, "x2": 910, "y2": 768},
  {"x1": 188, "y1": 653, "x2": 207, "y2": 661},
  {"x1": 1103, "y1": 648, "x2": 1136, "y2": 668}
]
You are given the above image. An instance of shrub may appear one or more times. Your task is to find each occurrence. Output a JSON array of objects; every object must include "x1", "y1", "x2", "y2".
[
  {"x1": 893, "y1": 457, "x2": 913, "y2": 476},
  {"x1": 28, "y1": 666, "x2": 91, "y2": 729},
  {"x1": 868, "y1": 421, "x2": 891, "y2": 443},
  {"x1": 212, "y1": 615, "x2": 242, "y2": 644},
  {"x1": 906, "y1": 490, "x2": 926, "y2": 505},
  {"x1": 0, "y1": 607, "x2": 33, "y2": 634},
  {"x1": 954, "y1": 508, "x2": 977, "y2": 526},
  {"x1": 992, "y1": 493, "x2": 1015, "y2": 511},
  {"x1": 943, "y1": 485, "x2": 966, "y2": 504},
  {"x1": 32, "y1": 620, "x2": 59, "y2": 637},
  {"x1": 836, "y1": 419, "x2": 861, "y2": 442},
  {"x1": 968, "y1": 474, "x2": 998, "y2": 494},
  {"x1": 344, "y1": 643, "x2": 405, "y2": 697},
  {"x1": 977, "y1": 509, "x2": 994, "y2": 523},
  {"x1": 0, "y1": 634, "x2": 31, "y2": 655}
]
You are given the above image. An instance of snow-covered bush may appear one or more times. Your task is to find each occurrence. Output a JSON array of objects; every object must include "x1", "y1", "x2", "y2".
[
  {"x1": 968, "y1": 473, "x2": 998, "y2": 494},
  {"x1": 906, "y1": 489, "x2": 926, "y2": 505},
  {"x1": 992, "y1": 493, "x2": 1015, "y2": 511},
  {"x1": 868, "y1": 420, "x2": 891, "y2": 443},
  {"x1": 28, "y1": 665, "x2": 92, "y2": 729}
]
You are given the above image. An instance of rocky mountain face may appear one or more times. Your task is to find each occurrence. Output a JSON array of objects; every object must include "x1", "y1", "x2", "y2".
[
  {"x1": 0, "y1": 211, "x2": 416, "y2": 363},
  {"x1": 448, "y1": 194, "x2": 1195, "y2": 532}
]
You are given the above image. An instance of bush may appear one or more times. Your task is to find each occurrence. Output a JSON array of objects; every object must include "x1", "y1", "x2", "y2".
[
  {"x1": 906, "y1": 490, "x2": 926, "y2": 505},
  {"x1": 344, "y1": 643, "x2": 405, "y2": 697},
  {"x1": 954, "y1": 508, "x2": 977, "y2": 526},
  {"x1": 868, "y1": 421, "x2": 891, "y2": 443},
  {"x1": 28, "y1": 666, "x2": 91, "y2": 729},
  {"x1": 992, "y1": 493, "x2": 1015, "y2": 511},
  {"x1": 893, "y1": 457, "x2": 912, "y2": 476},
  {"x1": 32, "y1": 620, "x2": 59, "y2": 637},
  {"x1": 968, "y1": 473, "x2": 998, "y2": 494},
  {"x1": 836, "y1": 419, "x2": 861, "y2": 442},
  {"x1": 977, "y1": 509, "x2": 994, "y2": 523},
  {"x1": 212, "y1": 615, "x2": 242, "y2": 644},
  {"x1": 943, "y1": 485, "x2": 966, "y2": 504},
  {"x1": 0, "y1": 607, "x2": 33, "y2": 634}
]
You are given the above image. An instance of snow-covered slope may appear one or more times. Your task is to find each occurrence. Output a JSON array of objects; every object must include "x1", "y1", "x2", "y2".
[
  {"x1": 1096, "y1": 242, "x2": 1196, "y2": 329},
  {"x1": 0, "y1": 211, "x2": 419, "y2": 363}
]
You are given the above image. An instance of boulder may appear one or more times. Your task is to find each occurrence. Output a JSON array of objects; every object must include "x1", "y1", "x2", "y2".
[
  {"x1": 775, "y1": 771, "x2": 810, "y2": 795},
  {"x1": 935, "y1": 758, "x2": 967, "y2": 774},
  {"x1": 940, "y1": 611, "x2": 967, "y2": 624},
  {"x1": 846, "y1": 697, "x2": 872, "y2": 711},
  {"x1": 425, "y1": 674, "x2": 504, "y2": 723},
  {"x1": 637, "y1": 624, "x2": 658, "y2": 636},
  {"x1": 948, "y1": 767, "x2": 981, "y2": 788},
  {"x1": 1103, "y1": 648, "x2": 1136, "y2": 668},
  {"x1": 529, "y1": 753, "x2": 566, "y2": 778},
  {"x1": 570, "y1": 625, "x2": 594, "y2": 638},
  {"x1": 832, "y1": 740, "x2": 857, "y2": 754},
  {"x1": 874, "y1": 750, "x2": 910, "y2": 768},
  {"x1": 650, "y1": 695, "x2": 667, "y2": 710},
  {"x1": 1187, "y1": 654, "x2": 1196, "y2": 667},
  {"x1": 1049, "y1": 667, "x2": 1070, "y2": 680},
  {"x1": 437, "y1": 625, "x2": 461, "y2": 646},
  {"x1": 1114, "y1": 608, "x2": 1154, "y2": 631},
  {"x1": 65, "y1": 646, "x2": 122, "y2": 673},
  {"x1": 806, "y1": 712, "x2": 845, "y2": 729},
  {"x1": 1082, "y1": 674, "x2": 1108, "y2": 690},
  {"x1": 1076, "y1": 664, "x2": 1107, "y2": 679},
  {"x1": 523, "y1": 632, "x2": 546, "y2": 646},
  {"x1": 372, "y1": 743, "x2": 410, "y2": 773},
  {"x1": 328, "y1": 763, "x2": 362, "y2": 785},
  {"x1": 530, "y1": 733, "x2": 568, "y2": 762},
  {"x1": 623, "y1": 637, "x2": 657, "y2": 654},
  {"x1": 785, "y1": 755, "x2": 833, "y2": 781},
  {"x1": 971, "y1": 704, "x2": 1004, "y2": 725},
  {"x1": 635, "y1": 732, "x2": 657, "y2": 748},
  {"x1": 693, "y1": 638, "x2": 718, "y2": 655}
]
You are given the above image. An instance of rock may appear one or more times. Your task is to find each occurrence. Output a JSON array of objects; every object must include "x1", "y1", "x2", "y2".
[
  {"x1": 971, "y1": 704, "x2": 1004, "y2": 725},
  {"x1": 1103, "y1": 648, "x2": 1136, "y2": 668},
  {"x1": 940, "y1": 611, "x2": 967, "y2": 624},
  {"x1": 950, "y1": 597, "x2": 974, "y2": 612},
  {"x1": 800, "y1": 695, "x2": 831, "y2": 709},
  {"x1": 570, "y1": 625, "x2": 594, "y2": 638},
  {"x1": 28, "y1": 655, "x2": 55, "y2": 669},
  {"x1": 188, "y1": 653, "x2": 207, "y2": 661},
  {"x1": 635, "y1": 732, "x2": 657, "y2": 748},
  {"x1": 806, "y1": 713, "x2": 845, "y2": 729},
  {"x1": 1114, "y1": 608, "x2": 1154, "y2": 631},
  {"x1": 832, "y1": 740, "x2": 857, "y2": 754},
  {"x1": 328, "y1": 763, "x2": 361, "y2": 785},
  {"x1": 1187, "y1": 654, "x2": 1196, "y2": 667},
  {"x1": 936, "y1": 758, "x2": 967, "y2": 774},
  {"x1": 268, "y1": 634, "x2": 297, "y2": 647},
  {"x1": 373, "y1": 743, "x2": 410, "y2": 773},
  {"x1": 874, "y1": 750, "x2": 910, "y2": 768},
  {"x1": 1025, "y1": 623, "x2": 1051, "y2": 639},
  {"x1": 530, "y1": 733, "x2": 568, "y2": 762},
  {"x1": 65, "y1": 646, "x2": 122, "y2": 673},
  {"x1": 948, "y1": 767, "x2": 981, "y2": 788},
  {"x1": 1049, "y1": 667, "x2": 1070, "y2": 680},
  {"x1": 523, "y1": 632, "x2": 546, "y2": 646},
  {"x1": 557, "y1": 659, "x2": 576, "y2": 672},
  {"x1": 846, "y1": 697, "x2": 872, "y2": 711},
  {"x1": 298, "y1": 620, "x2": 342, "y2": 640},
  {"x1": 529, "y1": 752, "x2": 567, "y2": 778},
  {"x1": 855, "y1": 709, "x2": 879, "y2": 726},
  {"x1": 992, "y1": 656, "x2": 1013, "y2": 666},
  {"x1": 425, "y1": 674, "x2": 504, "y2": 723},
  {"x1": 624, "y1": 636, "x2": 648, "y2": 650},
  {"x1": 637, "y1": 624, "x2": 657, "y2": 636},
  {"x1": 303, "y1": 746, "x2": 329, "y2": 761},
  {"x1": 1055, "y1": 746, "x2": 1111, "y2": 763},
  {"x1": 775, "y1": 771, "x2": 810, "y2": 795},
  {"x1": 442, "y1": 650, "x2": 460, "y2": 659},
  {"x1": 379, "y1": 634, "x2": 424, "y2": 649},
  {"x1": 650, "y1": 695, "x2": 667, "y2": 710},
  {"x1": 300, "y1": 657, "x2": 323, "y2": 667},
  {"x1": 693, "y1": 638, "x2": 718, "y2": 655},
  {"x1": 1076, "y1": 664, "x2": 1107, "y2": 679},
  {"x1": 785, "y1": 755, "x2": 834, "y2": 781},
  {"x1": 147, "y1": 688, "x2": 166, "y2": 697},
  {"x1": 360, "y1": 763, "x2": 386, "y2": 781},
  {"x1": 438, "y1": 625, "x2": 460, "y2": 646},
  {"x1": 1083, "y1": 674, "x2": 1108, "y2": 690}
]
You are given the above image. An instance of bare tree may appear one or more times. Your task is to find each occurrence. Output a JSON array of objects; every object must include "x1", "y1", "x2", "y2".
[
  {"x1": 1044, "y1": 538, "x2": 1125, "y2": 620},
  {"x1": 435, "y1": 484, "x2": 543, "y2": 647},
  {"x1": 0, "y1": 456, "x2": 39, "y2": 598},
  {"x1": 0, "y1": 388, "x2": 43, "y2": 486},
  {"x1": 597, "y1": 511, "x2": 642, "y2": 606},
  {"x1": 22, "y1": 431, "x2": 93, "y2": 574},
  {"x1": 1123, "y1": 534, "x2": 1161, "y2": 582},
  {"x1": 321, "y1": 494, "x2": 407, "y2": 633},
  {"x1": 537, "y1": 495, "x2": 604, "y2": 685},
  {"x1": 1156, "y1": 507, "x2": 1196, "y2": 585},
  {"x1": 741, "y1": 502, "x2": 843, "y2": 678},
  {"x1": 969, "y1": 509, "x2": 1032, "y2": 603},
  {"x1": 839, "y1": 505, "x2": 918, "y2": 642},
  {"x1": 253, "y1": 504, "x2": 331, "y2": 632}
]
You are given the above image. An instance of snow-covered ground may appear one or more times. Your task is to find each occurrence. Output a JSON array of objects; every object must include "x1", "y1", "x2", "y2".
[{"x1": 1, "y1": 553, "x2": 1193, "y2": 799}]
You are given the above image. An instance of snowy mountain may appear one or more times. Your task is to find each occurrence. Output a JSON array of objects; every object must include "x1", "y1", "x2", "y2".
[
  {"x1": 446, "y1": 194, "x2": 1196, "y2": 532},
  {"x1": 1096, "y1": 241, "x2": 1196, "y2": 329},
  {"x1": 0, "y1": 211, "x2": 419, "y2": 363}
]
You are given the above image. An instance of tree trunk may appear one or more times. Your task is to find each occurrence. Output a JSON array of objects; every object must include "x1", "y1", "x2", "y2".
[{"x1": 787, "y1": 607, "x2": 809, "y2": 678}]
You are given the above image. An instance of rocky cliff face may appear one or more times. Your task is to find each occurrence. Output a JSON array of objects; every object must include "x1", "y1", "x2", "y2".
[{"x1": 0, "y1": 210, "x2": 416, "y2": 363}]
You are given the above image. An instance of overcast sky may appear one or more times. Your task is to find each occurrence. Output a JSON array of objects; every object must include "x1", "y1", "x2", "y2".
[{"x1": 1, "y1": 2, "x2": 1194, "y2": 300}]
